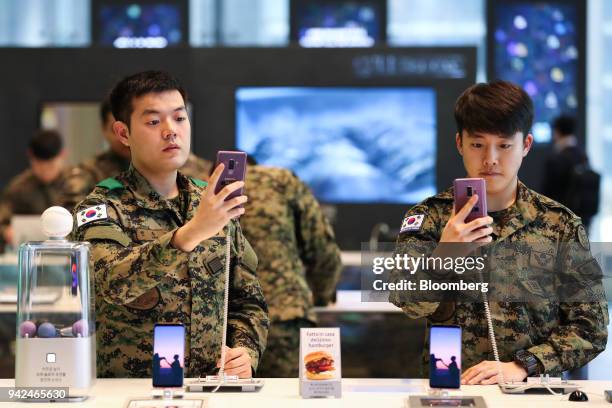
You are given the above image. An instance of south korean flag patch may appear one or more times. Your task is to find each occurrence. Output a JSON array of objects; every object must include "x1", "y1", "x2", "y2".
[
  {"x1": 77, "y1": 205, "x2": 108, "y2": 227},
  {"x1": 400, "y1": 214, "x2": 425, "y2": 233}
]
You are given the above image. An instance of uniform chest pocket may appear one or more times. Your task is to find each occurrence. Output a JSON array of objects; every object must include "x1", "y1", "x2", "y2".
[
  {"x1": 134, "y1": 228, "x2": 169, "y2": 243},
  {"x1": 126, "y1": 287, "x2": 161, "y2": 311},
  {"x1": 521, "y1": 249, "x2": 557, "y2": 300}
]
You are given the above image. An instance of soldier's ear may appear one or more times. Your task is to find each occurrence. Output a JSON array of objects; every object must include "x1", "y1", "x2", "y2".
[
  {"x1": 522, "y1": 133, "x2": 534, "y2": 157},
  {"x1": 456, "y1": 132, "x2": 463, "y2": 156},
  {"x1": 113, "y1": 121, "x2": 130, "y2": 147}
]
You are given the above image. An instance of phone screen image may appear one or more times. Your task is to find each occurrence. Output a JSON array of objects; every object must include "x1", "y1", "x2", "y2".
[
  {"x1": 429, "y1": 325, "x2": 461, "y2": 389},
  {"x1": 153, "y1": 324, "x2": 185, "y2": 388}
]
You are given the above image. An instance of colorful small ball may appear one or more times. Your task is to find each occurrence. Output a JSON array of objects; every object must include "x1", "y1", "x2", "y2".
[
  {"x1": 72, "y1": 319, "x2": 88, "y2": 337},
  {"x1": 37, "y1": 322, "x2": 57, "y2": 338},
  {"x1": 19, "y1": 321, "x2": 36, "y2": 338}
]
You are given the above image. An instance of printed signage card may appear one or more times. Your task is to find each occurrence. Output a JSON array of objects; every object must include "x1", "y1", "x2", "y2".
[{"x1": 299, "y1": 327, "x2": 342, "y2": 398}]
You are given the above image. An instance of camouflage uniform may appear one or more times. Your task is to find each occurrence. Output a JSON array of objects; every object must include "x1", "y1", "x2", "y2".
[
  {"x1": 0, "y1": 167, "x2": 84, "y2": 252},
  {"x1": 64, "y1": 150, "x2": 213, "y2": 209},
  {"x1": 72, "y1": 166, "x2": 268, "y2": 378},
  {"x1": 390, "y1": 181, "x2": 609, "y2": 376},
  {"x1": 240, "y1": 166, "x2": 342, "y2": 377}
]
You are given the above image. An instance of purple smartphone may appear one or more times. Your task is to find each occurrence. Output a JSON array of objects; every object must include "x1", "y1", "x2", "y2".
[
  {"x1": 453, "y1": 178, "x2": 487, "y2": 223},
  {"x1": 215, "y1": 151, "x2": 247, "y2": 203}
]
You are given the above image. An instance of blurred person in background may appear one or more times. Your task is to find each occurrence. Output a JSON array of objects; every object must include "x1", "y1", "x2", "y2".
[
  {"x1": 0, "y1": 129, "x2": 79, "y2": 252},
  {"x1": 541, "y1": 114, "x2": 600, "y2": 231},
  {"x1": 240, "y1": 157, "x2": 343, "y2": 377}
]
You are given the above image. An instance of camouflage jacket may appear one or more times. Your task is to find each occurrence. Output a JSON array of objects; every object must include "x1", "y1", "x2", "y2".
[
  {"x1": 72, "y1": 166, "x2": 268, "y2": 378},
  {"x1": 390, "y1": 181, "x2": 609, "y2": 375},
  {"x1": 240, "y1": 166, "x2": 342, "y2": 323},
  {"x1": 64, "y1": 150, "x2": 213, "y2": 210}
]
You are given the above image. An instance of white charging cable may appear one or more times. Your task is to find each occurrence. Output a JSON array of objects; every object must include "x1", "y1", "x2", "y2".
[{"x1": 212, "y1": 223, "x2": 232, "y2": 393}]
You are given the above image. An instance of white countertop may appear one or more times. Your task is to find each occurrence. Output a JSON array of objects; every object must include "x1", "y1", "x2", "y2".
[{"x1": 1, "y1": 378, "x2": 611, "y2": 407}]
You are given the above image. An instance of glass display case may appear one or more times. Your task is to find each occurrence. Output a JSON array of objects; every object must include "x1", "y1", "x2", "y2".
[{"x1": 15, "y1": 207, "x2": 95, "y2": 401}]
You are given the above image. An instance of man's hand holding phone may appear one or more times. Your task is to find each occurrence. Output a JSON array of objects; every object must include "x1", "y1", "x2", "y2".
[
  {"x1": 440, "y1": 194, "x2": 493, "y2": 244},
  {"x1": 171, "y1": 163, "x2": 247, "y2": 252}
]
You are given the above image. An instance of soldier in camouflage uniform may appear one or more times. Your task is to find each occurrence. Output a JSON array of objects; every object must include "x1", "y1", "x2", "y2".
[
  {"x1": 63, "y1": 99, "x2": 212, "y2": 206},
  {"x1": 390, "y1": 81, "x2": 608, "y2": 384},
  {"x1": 240, "y1": 164, "x2": 342, "y2": 377},
  {"x1": 0, "y1": 130, "x2": 83, "y2": 252},
  {"x1": 72, "y1": 70, "x2": 268, "y2": 378}
]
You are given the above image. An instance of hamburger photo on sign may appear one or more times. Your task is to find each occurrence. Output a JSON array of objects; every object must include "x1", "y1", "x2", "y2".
[{"x1": 304, "y1": 351, "x2": 336, "y2": 380}]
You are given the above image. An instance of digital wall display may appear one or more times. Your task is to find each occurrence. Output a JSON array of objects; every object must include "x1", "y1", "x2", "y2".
[
  {"x1": 95, "y1": 2, "x2": 186, "y2": 48},
  {"x1": 489, "y1": 0, "x2": 584, "y2": 143},
  {"x1": 236, "y1": 87, "x2": 436, "y2": 204},
  {"x1": 290, "y1": 0, "x2": 387, "y2": 47}
]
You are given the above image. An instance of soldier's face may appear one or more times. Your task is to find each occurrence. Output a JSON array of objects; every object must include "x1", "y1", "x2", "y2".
[
  {"x1": 456, "y1": 130, "x2": 533, "y2": 194},
  {"x1": 116, "y1": 90, "x2": 191, "y2": 174},
  {"x1": 29, "y1": 153, "x2": 65, "y2": 185}
]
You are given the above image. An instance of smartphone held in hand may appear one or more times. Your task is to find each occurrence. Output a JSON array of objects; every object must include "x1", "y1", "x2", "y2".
[
  {"x1": 215, "y1": 151, "x2": 247, "y2": 204},
  {"x1": 453, "y1": 178, "x2": 487, "y2": 223}
]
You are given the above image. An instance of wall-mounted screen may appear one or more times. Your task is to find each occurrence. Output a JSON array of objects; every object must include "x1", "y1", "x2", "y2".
[
  {"x1": 290, "y1": 0, "x2": 387, "y2": 47},
  {"x1": 94, "y1": 1, "x2": 186, "y2": 48},
  {"x1": 488, "y1": 0, "x2": 584, "y2": 143},
  {"x1": 236, "y1": 87, "x2": 436, "y2": 204}
]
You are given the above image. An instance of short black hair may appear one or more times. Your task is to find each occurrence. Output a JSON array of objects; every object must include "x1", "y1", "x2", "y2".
[
  {"x1": 109, "y1": 70, "x2": 187, "y2": 127},
  {"x1": 100, "y1": 97, "x2": 113, "y2": 125},
  {"x1": 29, "y1": 129, "x2": 63, "y2": 160},
  {"x1": 454, "y1": 80, "x2": 534, "y2": 139},
  {"x1": 551, "y1": 114, "x2": 575, "y2": 137}
]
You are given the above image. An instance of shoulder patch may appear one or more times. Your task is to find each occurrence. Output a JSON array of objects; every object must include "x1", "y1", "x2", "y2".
[
  {"x1": 77, "y1": 205, "x2": 108, "y2": 227},
  {"x1": 190, "y1": 177, "x2": 208, "y2": 188},
  {"x1": 400, "y1": 214, "x2": 425, "y2": 233},
  {"x1": 96, "y1": 177, "x2": 124, "y2": 190}
]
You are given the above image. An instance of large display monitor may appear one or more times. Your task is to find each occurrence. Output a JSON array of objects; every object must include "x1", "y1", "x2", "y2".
[
  {"x1": 236, "y1": 87, "x2": 436, "y2": 204},
  {"x1": 290, "y1": 0, "x2": 387, "y2": 47},
  {"x1": 93, "y1": 0, "x2": 187, "y2": 48},
  {"x1": 487, "y1": 0, "x2": 585, "y2": 143}
]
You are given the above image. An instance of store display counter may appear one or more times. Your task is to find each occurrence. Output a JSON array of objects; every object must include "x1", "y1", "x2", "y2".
[{"x1": 1, "y1": 378, "x2": 612, "y2": 407}]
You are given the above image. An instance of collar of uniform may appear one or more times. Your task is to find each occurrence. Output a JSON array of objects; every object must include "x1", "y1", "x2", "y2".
[
  {"x1": 120, "y1": 165, "x2": 193, "y2": 211},
  {"x1": 491, "y1": 180, "x2": 538, "y2": 241},
  {"x1": 101, "y1": 149, "x2": 131, "y2": 171}
]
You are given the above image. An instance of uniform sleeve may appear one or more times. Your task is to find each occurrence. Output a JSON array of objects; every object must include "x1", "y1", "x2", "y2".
[
  {"x1": 389, "y1": 203, "x2": 454, "y2": 320},
  {"x1": 289, "y1": 173, "x2": 342, "y2": 306},
  {"x1": 227, "y1": 220, "x2": 269, "y2": 372},
  {"x1": 72, "y1": 198, "x2": 186, "y2": 305},
  {"x1": 527, "y1": 218, "x2": 609, "y2": 374}
]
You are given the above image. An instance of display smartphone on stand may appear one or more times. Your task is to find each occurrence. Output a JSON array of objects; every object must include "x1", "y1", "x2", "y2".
[
  {"x1": 152, "y1": 324, "x2": 185, "y2": 398},
  {"x1": 429, "y1": 325, "x2": 461, "y2": 389},
  {"x1": 215, "y1": 151, "x2": 247, "y2": 204},
  {"x1": 409, "y1": 325, "x2": 487, "y2": 407},
  {"x1": 453, "y1": 178, "x2": 487, "y2": 223}
]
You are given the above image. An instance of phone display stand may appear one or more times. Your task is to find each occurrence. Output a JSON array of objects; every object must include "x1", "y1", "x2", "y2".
[
  {"x1": 126, "y1": 398, "x2": 203, "y2": 408},
  {"x1": 186, "y1": 375, "x2": 264, "y2": 392},
  {"x1": 498, "y1": 375, "x2": 580, "y2": 394},
  {"x1": 407, "y1": 395, "x2": 487, "y2": 408},
  {"x1": 151, "y1": 388, "x2": 185, "y2": 399},
  {"x1": 406, "y1": 388, "x2": 488, "y2": 408}
]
